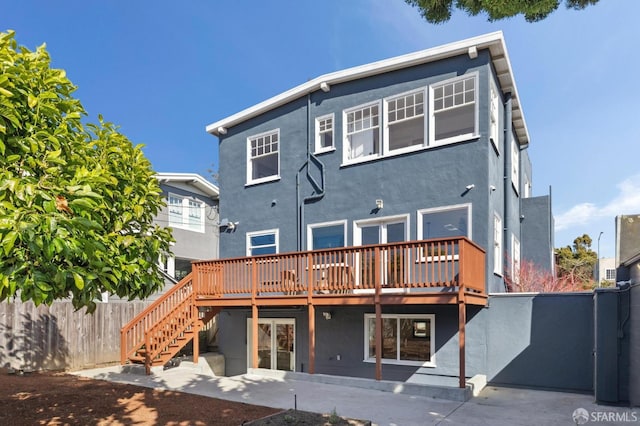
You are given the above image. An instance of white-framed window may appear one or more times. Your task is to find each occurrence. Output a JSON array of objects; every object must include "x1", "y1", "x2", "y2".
[
  {"x1": 494, "y1": 213, "x2": 503, "y2": 275},
  {"x1": 307, "y1": 220, "x2": 347, "y2": 250},
  {"x1": 315, "y1": 114, "x2": 334, "y2": 153},
  {"x1": 247, "y1": 129, "x2": 280, "y2": 185},
  {"x1": 384, "y1": 89, "x2": 425, "y2": 153},
  {"x1": 364, "y1": 313, "x2": 435, "y2": 367},
  {"x1": 247, "y1": 229, "x2": 279, "y2": 256},
  {"x1": 511, "y1": 234, "x2": 520, "y2": 284},
  {"x1": 523, "y1": 174, "x2": 531, "y2": 198},
  {"x1": 605, "y1": 269, "x2": 616, "y2": 281},
  {"x1": 489, "y1": 80, "x2": 500, "y2": 152},
  {"x1": 343, "y1": 101, "x2": 381, "y2": 163},
  {"x1": 511, "y1": 134, "x2": 519, "y2": 194},
  {"x1": 429, "y1": 73, "x2": 478, "y2": 146},
  {"x1": 168, "y1": 193, "x2": 205, "y2": 232},
  {"x1": 417, "y1": 204, "x2": 471, "y2": 240}
]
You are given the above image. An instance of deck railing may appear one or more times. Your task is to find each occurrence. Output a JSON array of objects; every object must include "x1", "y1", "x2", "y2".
[{"x1": 192, "y1": 237, "x2": 485, "y2": 299}]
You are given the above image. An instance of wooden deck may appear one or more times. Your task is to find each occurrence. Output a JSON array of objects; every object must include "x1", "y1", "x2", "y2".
[
  {"x1": 121, "y1": 237, "x2": 486, "y2": 386},
  {"x1": 191, "y1": 237, "x2": 487, "y2": 306}
]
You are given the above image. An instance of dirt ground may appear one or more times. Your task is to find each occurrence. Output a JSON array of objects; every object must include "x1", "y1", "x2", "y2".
[
  {"x1": 0, "y1": 368, "x2": 280, "y2": 425},
  {"x1": 0, "y1": 368, "x2": 370, "y2": 426}
]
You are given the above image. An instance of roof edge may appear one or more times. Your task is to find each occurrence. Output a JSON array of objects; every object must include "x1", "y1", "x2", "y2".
[
  {"x1": 206, "y1": 31, "x2": 529, "y2": 145},
  {"x1": 155, "y1": 172, "x2": 219, "y2": 198}
]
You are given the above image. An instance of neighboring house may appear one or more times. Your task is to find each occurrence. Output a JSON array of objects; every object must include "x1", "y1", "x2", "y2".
[
  {"x1": 198, "y1": 31, "x2": 553, "y2": 385},
  {"x1": 596, "y1": 257, "x2": 616, "y2": 286},
  {"x1": 616, "y1": 214, "x2": 640, "y2": 285},
  {"x1": 155, "y1": 172, "x2": 220, "y2": 282},
  {"x1": 611, "y1": 215, "x2": 639, "y2": 406}
]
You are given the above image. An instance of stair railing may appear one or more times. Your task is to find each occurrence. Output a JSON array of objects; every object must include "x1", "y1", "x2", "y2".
[{"x1": 120, "y1": 273, "x2": 194, "y2": 364}]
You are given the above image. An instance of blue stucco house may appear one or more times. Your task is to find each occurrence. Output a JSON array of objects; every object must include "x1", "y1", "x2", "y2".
[{"x1": 120, "y1": 32, "x2": 554, "y2": 388}]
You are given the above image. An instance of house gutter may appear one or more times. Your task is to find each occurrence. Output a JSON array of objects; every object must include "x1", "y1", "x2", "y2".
[{"x1": 503, "y1": 92, "x2": 513, "y2": 289}]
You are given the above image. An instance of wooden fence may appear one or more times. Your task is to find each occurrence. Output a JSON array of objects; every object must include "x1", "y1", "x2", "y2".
[{"x1": 0, "y1": 300, "x2": 151, "y2": 372}]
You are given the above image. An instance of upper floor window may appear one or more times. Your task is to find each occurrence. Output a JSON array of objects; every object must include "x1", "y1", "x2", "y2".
[
  {"x1": 385, "y1": 90, "x2": 425, "y2": 153},
  {"x1": 168, "y1": 193, "x2": 205, "y2": 233},
  {"x1": 429, "y1": 74, "x2": 478, "y2": 146},
  {"x1": 307, "y1": 220, "x2": 346, "y2": 250},
  {"x1": 247, "y1": 229, "x2": 279, "y2": 256},
  {"x1": 418, "y1": 204, "x2": 471, "y2": 240},
  {"x1": 494, "y1": 213, "x2": 503, "y2": 275},
  {"x1": 315, "y1": 114, "x2": 334, "y2": 153},
  {"x1": 512, "y1": 234, "x2": 521, "y2": 284},
  {"x1": 247, "y1": 129, "x2": 279, "y2": 185},
  {"x1": 511, "y1": 135, "x2": 519, "y2": 194},
  {"x1": 489, "y1": 81, "x2": 500, "y2": 152},
  {"x1": 343, "y1": 102, "x2": 381, "y2": 163}
]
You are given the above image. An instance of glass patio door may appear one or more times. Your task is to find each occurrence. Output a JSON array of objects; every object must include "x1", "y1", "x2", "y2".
[
  {"x1": 247, "y1": 318, "x2": 295, "y2": 372},
  {"x1": 356, "y1": 218, "x2": 408, "y2": 286}
]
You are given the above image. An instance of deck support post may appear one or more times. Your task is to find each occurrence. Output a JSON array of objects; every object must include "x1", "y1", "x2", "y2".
[
  {"x1": 251, "y1": 258, "x2": 259, "y2": 369},
  {"x1": 192, "y1": 304, "x2": 199, "y2": 364},
  {"x1": 251, "y1": 304, "x2": 258, "y2": 369},
  {"x1": 374, "y1": 246, "x2": 382, "y2": 381},
  {"x1": 458, "y1": 288, "x2": 466, "y2": 389},
  {"x1": 308, "y1": 303, "x2": 315, "y2": 374}
]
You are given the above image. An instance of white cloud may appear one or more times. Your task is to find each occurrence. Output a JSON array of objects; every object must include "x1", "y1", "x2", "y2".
[{"x1": 555, "y1": 173, "x2": 640, "y2": 232}]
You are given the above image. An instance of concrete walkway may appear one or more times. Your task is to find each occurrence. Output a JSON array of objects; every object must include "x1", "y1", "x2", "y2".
[{"x1": 73, "y1": 361, "x2": 637, "y2": 425}]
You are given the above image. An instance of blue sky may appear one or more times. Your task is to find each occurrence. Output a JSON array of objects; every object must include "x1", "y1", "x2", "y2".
[{"x1": 3, "y1": 0, "x2": 639, "y2": 258}]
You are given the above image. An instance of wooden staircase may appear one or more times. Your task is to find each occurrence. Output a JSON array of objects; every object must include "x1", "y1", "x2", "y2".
[{"x1": 120, "y1": 273, "x2": 219, "y2": 374}]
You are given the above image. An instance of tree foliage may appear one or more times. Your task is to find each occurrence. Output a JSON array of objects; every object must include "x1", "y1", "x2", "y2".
[
  {"x1": 404, "y1": 0, "x2": 600, "y2": 24},
  {"x1": 554, "y1": 234, "x2": 597, "y2": 289},
  {"x1": 0, "y1": 31, "x2": 173, "y2": 312},
  {"x1": 505, "y1": 259, "x2": 588, "y2": 293}
]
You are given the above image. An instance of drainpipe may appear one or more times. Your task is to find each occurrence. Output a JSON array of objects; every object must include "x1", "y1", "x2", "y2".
[
  {"x1": 503, "y1": 92, "x2": 512, "y2": 289},
  {"x1": 296, "y1": 92, "x2": 326, "y2": 251}
]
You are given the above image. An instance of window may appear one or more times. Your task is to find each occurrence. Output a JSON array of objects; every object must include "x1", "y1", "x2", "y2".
[
  {"x1": 418, "y1": 204, "x2": 471, "y2": 240},
  {"x1": 364, "y1": 314, "x2": 435, "y2": 366},
  {"x1": 512, "y1": 234, "x2": 521, "y2": 284},
  {"x1": 605, "y1": 269, "x2": 616, "y2": 281},
  {"x1": 168, "y1": 193, "x2": 205, "y2": 232},
  {"x1": 247, "y1": 129, "x2": 279, "y2": 185},
  {"x1": 307, "y1": 221, "x2": 346, "y2": 250},
  {"x1": 385, "y1": 90, "x2": 425, "y2": 152},
  {"x1": 523, "y1": 174, "x2": 531, "y2": 198},
  {"x1": 511, "y1": 135, "x2": 519, "y2": 194},
  {"x1": 344, "y1": 102, "x2": 381, "y2": 162},
  {"x1": 430, "y1": 74, "x2": 477, "y2": 145},
  {"x1": 315, "y1": 114, "x2": 334, "y2": 153},
  {"x1": 494, "y1": 214, "x2": 502, "y2": 275},
  {"x1": 247, "y1": 229, "x2": 279, "y2": 256},
  {"x1": 490, "y1": 81, "x2": 500, "y2": 151}
]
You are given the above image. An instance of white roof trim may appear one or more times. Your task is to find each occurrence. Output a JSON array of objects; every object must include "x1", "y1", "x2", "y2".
[
  {"x1": 155, "y1": 172, "x2": 219, "y2": 198},
  {"x1": 206, "y1": 31, "x2": 530, "y2": 146}
]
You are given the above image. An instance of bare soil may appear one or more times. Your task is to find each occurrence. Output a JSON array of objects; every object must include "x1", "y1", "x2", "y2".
[{"x1": 0, "y1": 368, "x2": 370, "y2": 426}]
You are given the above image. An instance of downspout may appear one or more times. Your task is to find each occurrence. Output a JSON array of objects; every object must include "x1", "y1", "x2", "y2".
[
  {"x1": 296, "y1": 92, "x2": 326, "y2": 250},
  {"x1": 503, "y1": 92, "x2": 513, "y2": 289}
]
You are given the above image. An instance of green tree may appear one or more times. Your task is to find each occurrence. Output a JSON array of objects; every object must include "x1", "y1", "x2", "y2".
[
  {"x1": 0, "y1": 31, "x2": 173, "y2": 312},
  {"x1": 404, "y1": 0, "x2": 599, "y2": 24},
  {"x1": 554, "y1": 234, "x2": 597, "y2": 289}
]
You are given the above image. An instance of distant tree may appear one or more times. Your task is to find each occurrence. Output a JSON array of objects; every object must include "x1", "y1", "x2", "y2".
[
  {"x1": 505, "y1": 259, "x2": 586, "y2": 293},
  {"x1": 404, "y1": 0, "x2": 600, "y2": 24},
  {"x1": 0, "y1": 31, "x2": 173, "y2": 312},
  {"x1": 554, "y1": 234, "x2": 597, "y2": 289}
]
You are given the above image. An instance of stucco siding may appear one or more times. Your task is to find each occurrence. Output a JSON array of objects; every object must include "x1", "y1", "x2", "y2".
[{"x1": 487, "y1": 293, "x2": 593, "y2": 391}]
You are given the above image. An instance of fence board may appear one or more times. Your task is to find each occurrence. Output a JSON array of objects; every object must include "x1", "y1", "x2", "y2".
[{"x1": 0, "y1": 300, "x2": 150, "y2": 372}]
